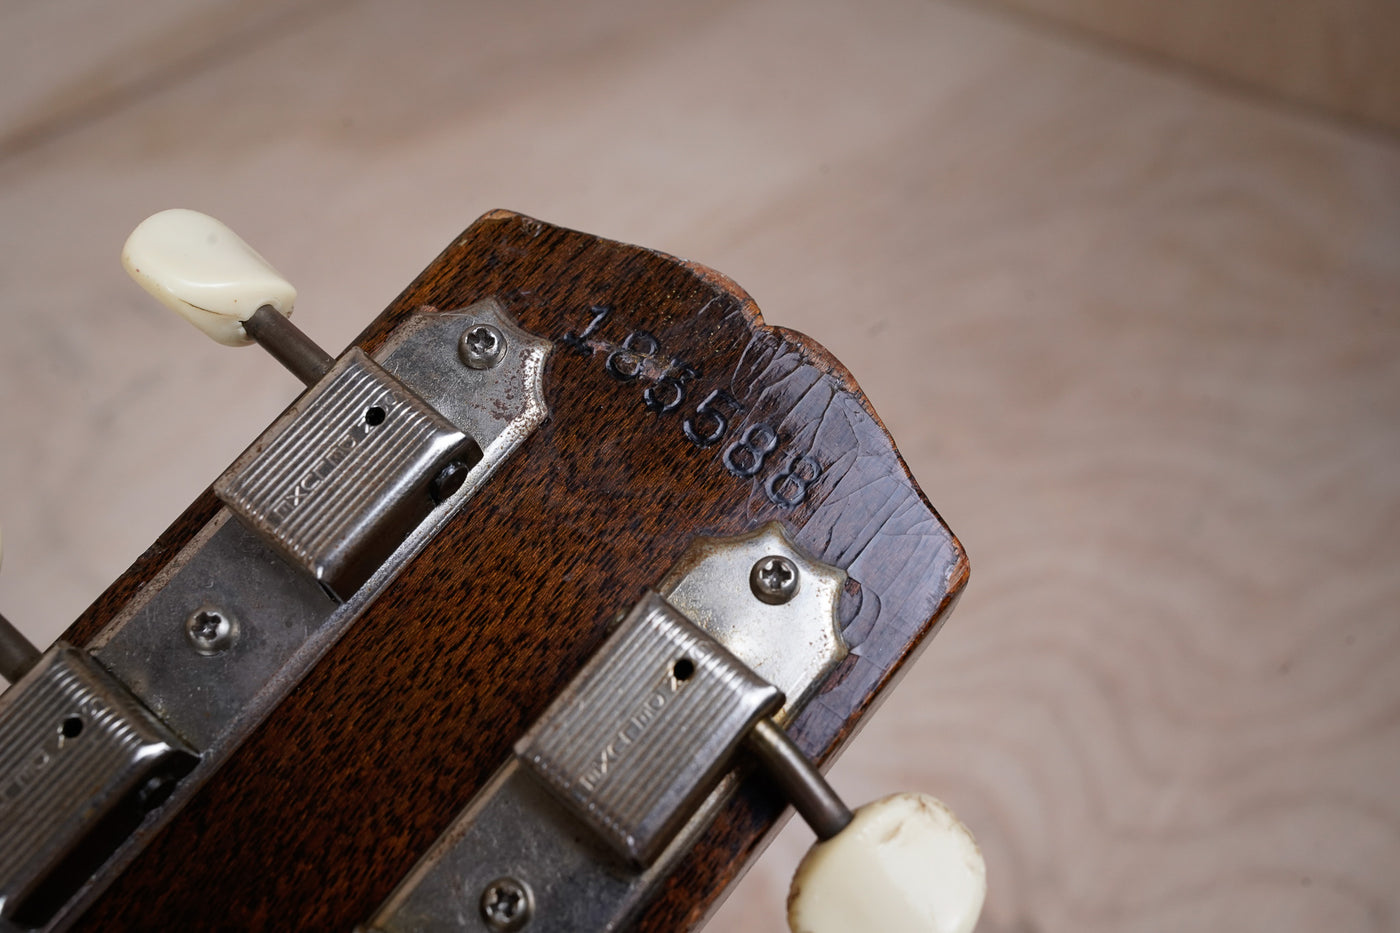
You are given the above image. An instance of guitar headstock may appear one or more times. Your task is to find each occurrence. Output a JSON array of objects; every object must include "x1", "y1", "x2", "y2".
[{"x1": 2, "y1": 211, "x2": 971, "y2": 931}]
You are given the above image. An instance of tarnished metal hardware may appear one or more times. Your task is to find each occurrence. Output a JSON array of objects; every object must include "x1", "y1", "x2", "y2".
[
  {"x1": 660, "y1": 523, "x2": 847, "y2": 722},
  {"x1": 363, "y1": 529, "x2": 847, "y2": 933},
  {"x1": 215, "y1": 347, "x2": 482, "y2": 601},
  {"x1": 16, "y1": 299, "x2": 550, "y2": 933},
  {"x1": 371, "y1": 300, "x2": 549, "y2": 470},
  {"x1": 90, "y1": 512, "x2": 337, "y2": 751},
  {"x1": 430, "y1": 462, "x2": 471, "y2": 503},
  {"x1": 0, "y1": 645, "x2": 195, "y2": 928},
  {"x1": 90, "y1": 300, "x2": 549, "y2": 751},
  {"x1": 479, "y1": 877, "x2": 533, "y2": 931},
  {"x1": 459, "y1": 324, "x2": 506, "y2": 371},
  {"x1": 184, "y1": 605, "x2": 238, "y2": 656},
  {"x1": 749, "y1": 554, "x2": 799, "y2": 605},
  {"x1": 517, "y1": 594, "x2": 783, "y2": 866}
]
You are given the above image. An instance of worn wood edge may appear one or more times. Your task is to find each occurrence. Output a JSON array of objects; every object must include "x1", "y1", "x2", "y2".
[
  {"x1": 681, "y1": 255, "x2": 970, "y2": 586},
  {"x1": 351, "y1": 210, "x2": 970, "y2": 658},
  {"x1": 631, "y1": 234, "x2": 970, "y2": 930}
]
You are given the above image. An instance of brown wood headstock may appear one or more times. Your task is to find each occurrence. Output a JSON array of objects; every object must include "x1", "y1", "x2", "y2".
[{"x1": 44, "y1": 211, "x2": 967, "y2": 930}]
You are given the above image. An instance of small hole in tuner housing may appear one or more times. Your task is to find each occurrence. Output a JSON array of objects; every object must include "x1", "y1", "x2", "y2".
[
  {"x1": 60, "y1": 716, "x2": 83, "y2": 739},
  {"x1": 365, "y1": 406, "x2": 387, "y2": 426},
  {"x1": 9, "y1": 749, "x2": 197, "y2": 928},
  {"x1": 672, "y1": 658, "x2": 695, "y2": 682}
]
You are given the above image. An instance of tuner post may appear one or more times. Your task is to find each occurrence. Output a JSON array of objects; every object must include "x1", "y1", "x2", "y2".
[
  {"x1": 242, "y1": 304, "x2": 333, "y2": 386},
  {"x1": 0, "y1": 524, "x2": 41, "y2": 683},
  {"x1": 745, "y1": 717, "x2": 985, "y2": 933},
  {"x1": 0, "y1": 611, "x2": 39, "y2": 685},
  {"x1": 745, "y1": 718, "x2": 853, "y2": 840}
]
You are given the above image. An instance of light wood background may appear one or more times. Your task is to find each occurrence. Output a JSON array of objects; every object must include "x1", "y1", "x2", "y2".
[
  {"x1": 1, "y1": 1, "x2": 1397, "y2": 930},
  {"x1": 977, "y1": 0, "x2": 1400, "y2": 133}
]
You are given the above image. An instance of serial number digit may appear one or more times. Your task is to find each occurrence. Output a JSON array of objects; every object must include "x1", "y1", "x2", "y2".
[
  {"x1": 766, "y1": 452, "x2": 823, "y2": 507},
  {"x1": 644, "y1": 359, "x2": 697, "y2": 414},
  {"x1": 723, "y1": 423, "x2": 779, "y2": 477},
  {"x1": 683, "y1": 388, "x2": 745, "y2": 447},
  {"x1": 561, "y1": 304, "x2": 610, "y2": 355},
  {"x1": 606, "y1": 330, "x2": 660, "y2": 382}
]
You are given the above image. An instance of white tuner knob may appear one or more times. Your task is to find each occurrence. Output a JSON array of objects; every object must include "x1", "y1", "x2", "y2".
[
  {"x1": 787, "y1": 792, "x2": 986, "y2": 933},
  {"x1": 123, "y1": 209, "x2": 331, "y2": 386},
  {"x1": 121, "y1": 208, "x2": 297, "y2": 347}
]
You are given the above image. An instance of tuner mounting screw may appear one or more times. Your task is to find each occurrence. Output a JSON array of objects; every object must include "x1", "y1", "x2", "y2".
[
  {"x1": 751, "y1": 555, "x2": 800, "y2": 605},
  {"x1": 479, "y1": 876, "x2": 533, "y2": 930},
  {"x1": 185, "y1": 606, "x2": 239, "y2": 656},
  {"x1": 460, "y1": 323, "x2": 506, "y2": 370}
]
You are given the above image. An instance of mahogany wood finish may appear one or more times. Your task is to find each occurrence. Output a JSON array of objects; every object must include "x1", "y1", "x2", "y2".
[{"x1": 59, "y1": 212, "x2": 967, "y2": 931}]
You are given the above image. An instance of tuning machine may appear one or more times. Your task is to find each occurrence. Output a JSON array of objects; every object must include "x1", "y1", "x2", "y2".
[
  {"x1": 122, "y1": 210, "x2": 489, "y2": 600},
  {"x1": 364, "y1": 527, "x2": 985, "y2": 933},
  {"x1": 3, "y1": 210, "x2": 320, "y2": 672},
  {"x1": 0, "y1": 212, "x2": 553, "y2": 929}
]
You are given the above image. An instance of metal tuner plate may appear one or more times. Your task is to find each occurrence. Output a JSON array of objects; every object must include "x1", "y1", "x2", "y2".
[
  {"x1": 364, "y1": 527, "x2": 848, "y2": 933},
  {"x1": 0, "y1": 299, "x2": 552, "y2": 933},
  {"x1": 0, "y1": 646, "x2": 195, "y2": 928}
]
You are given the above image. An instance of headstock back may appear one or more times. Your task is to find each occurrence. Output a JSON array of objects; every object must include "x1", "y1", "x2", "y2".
[{"x1": 44, "y1": 210, "x2": 967, "y2": 930}]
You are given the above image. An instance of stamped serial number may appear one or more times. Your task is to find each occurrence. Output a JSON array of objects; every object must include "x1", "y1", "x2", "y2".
[{"x1": 563, "y1": 305, "x2": 824, "y2": 507}]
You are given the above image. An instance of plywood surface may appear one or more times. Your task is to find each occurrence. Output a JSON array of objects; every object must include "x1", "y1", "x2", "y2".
[
  {"x1": 0, "y1": 1, "x2": 1397, "y2": 930},
  {"x1": 976, "y1": 0, "x2": 1400, "y2": 134}
]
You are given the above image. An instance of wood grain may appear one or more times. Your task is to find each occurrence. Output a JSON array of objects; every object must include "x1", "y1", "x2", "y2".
[
  {"x1": 973, "y1": 0, "x2": 1400, "y2": 133},
  {"x1": 56, "y1": 212, "x2": 965, "y2": 930},
  {"x1": 0, "y1": 0, "x2": 1398, "y2": 930}
]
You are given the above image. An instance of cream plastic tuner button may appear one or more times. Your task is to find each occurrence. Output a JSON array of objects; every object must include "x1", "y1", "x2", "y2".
[
  {"x1": 787, "y1": 792, "x2": 986, "y2": 933},
  {"x1": 122, "y1": 208, "x2": 297, "y2": 347}
]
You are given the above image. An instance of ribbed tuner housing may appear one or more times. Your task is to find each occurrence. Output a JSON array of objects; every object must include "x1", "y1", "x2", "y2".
[
  {"x1": 215, "y1": 348, "x2": 480, "y2": 600},
  {"x1": 516, "y1": 593, "x2": 783, "y2": 866},
  {"x1": 0, "y1": 645, "x2": 195, "y2": 927}
]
